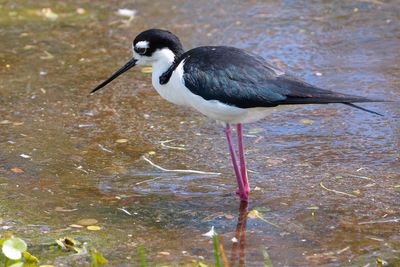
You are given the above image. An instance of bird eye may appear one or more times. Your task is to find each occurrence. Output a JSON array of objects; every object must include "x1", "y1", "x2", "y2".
[{"x1": 136, "y1": 47, "x2": 147, "y2": 55}]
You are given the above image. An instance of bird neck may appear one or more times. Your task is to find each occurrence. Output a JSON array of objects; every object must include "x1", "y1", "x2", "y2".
[
  {"x1": 150, "y1": 47, "x2": 187, "y2": 106},
  {"x1": 151, "y1": 48, "x2": 178, "y2": 78}
]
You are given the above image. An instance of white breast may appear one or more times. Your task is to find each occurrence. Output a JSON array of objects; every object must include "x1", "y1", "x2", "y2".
[
  {"x1": 151, "y1": 55, "x2": 283, "y2": 124},
  {"x1": 152, "y1": 62, "x2": 189, "y2": 106}
]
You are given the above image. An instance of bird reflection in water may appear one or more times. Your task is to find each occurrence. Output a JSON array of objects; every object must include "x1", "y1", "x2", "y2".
[{"x1": 229, "y1": 201, "x2": 249, "y2": 266}]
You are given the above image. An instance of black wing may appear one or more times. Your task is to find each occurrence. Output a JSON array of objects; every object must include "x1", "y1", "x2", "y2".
[{"x1": 179, "y1": 46, "x2": 380, "y2": 109}]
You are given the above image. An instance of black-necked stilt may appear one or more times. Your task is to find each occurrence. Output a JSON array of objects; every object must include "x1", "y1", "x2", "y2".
[{"x1": 91, "y1": 29, "x2": 385, "y2": 202}]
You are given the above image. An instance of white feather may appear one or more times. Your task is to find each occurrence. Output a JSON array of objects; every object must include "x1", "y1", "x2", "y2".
[{"x1": 136, "y1": 41, "x2": 149, "y2": 49}]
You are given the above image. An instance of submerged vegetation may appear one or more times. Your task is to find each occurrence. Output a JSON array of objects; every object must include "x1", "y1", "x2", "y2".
[
  {"x1": 0, "y1": 233, "x2": 107, "y2": 267},
  {"x1": 2, "y1": 222, "x2": 396, "y2": 266},
  {"x1": 0, "y1": 232, "x2": 226, "y2": 266}
]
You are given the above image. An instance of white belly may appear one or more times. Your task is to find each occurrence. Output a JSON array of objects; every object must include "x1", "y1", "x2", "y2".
[{"x1": 152, "y1": 61, "x2": 286, "y2": 124}]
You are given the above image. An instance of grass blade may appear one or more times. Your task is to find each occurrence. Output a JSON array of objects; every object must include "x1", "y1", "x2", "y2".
[
  {"x1": 212, "y1": 235, "x2": 221, "y2": 267},
  {"x1": 218, "y1": 236, "x2": 229, "y2": 267},
  {"x1": 138, "y1": 245, "x2": 147, "y2": 267},
  {"x1": 262, "y1": 248, "x2": 273, "y2": 267}
]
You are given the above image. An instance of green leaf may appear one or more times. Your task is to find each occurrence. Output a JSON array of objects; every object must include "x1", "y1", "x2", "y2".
[
  {"x1": 55, "y1": 237, "x2": 83, "y2": 253},
  {"x1": 248, "y1": 209, "x2": 261, "y2": 219},
  {"x1": 376, "y1": 257, "x2": 388, "y2": 267},
  {"x1": 90, "y1": 249, "x2": 107, "y2": 267},
  {"x1": 22, "y1": 251, "x2": 39, "y2": 267},
  {"x1": 262, "y1": 248, "x2": 273, "y2": 267},
  {"x1": 2, "y1": 238, "x2": 27, "y2": 260},
  {"x1": 55, "y1": 239, "x2": 66, "y2": 250},
  {"x1": 7, "y1": 262, "x2": 24, "y2": 267}
]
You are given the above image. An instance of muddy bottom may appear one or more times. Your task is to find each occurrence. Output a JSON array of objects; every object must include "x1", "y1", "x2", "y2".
[{"x1": 0, "y1": 0, "x2": 399, "y2": 266}]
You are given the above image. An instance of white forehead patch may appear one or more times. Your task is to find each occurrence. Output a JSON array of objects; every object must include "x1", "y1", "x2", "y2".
[{"x1": 135, "y1": 41, "x2": 149, "y2": 49}]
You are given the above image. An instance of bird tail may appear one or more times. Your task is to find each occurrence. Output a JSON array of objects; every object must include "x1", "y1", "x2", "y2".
[{"x1": 342, "y1": 102, "x2": 384, "y2": 116}]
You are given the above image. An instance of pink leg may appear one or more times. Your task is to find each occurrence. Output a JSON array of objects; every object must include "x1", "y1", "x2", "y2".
[
  {"x1": 237, "y1": 124, "x2": 250, "y2": 196},
  {"x1": 224, "y1": 124, "x2": 247, "y2": 202}
]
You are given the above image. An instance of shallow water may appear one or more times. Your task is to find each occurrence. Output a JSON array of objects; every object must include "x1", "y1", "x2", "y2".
[{"x1": 0, "y1": 0, "x2": 399, "y2": 266}]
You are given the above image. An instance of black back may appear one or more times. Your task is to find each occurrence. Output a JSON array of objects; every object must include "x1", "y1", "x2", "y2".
[{"x1": 161, "y1": 46, "x2": 378, "y2": 109}]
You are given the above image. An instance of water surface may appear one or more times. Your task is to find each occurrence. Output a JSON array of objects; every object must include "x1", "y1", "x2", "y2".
[{"x1": 0, "y1": 0, "x2": 399, "y2": 266}]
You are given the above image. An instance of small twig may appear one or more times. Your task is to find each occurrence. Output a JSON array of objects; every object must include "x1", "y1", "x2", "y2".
[
  {"x1": 75, "y1": 165, "x2": 89, "y2": 174},
  {"x1": 249, "y1": 210, "x2": 280, "y2": 228},
  {"x1": 135, "y1": 176, "x2": 164, "y2": 185},
  {"x1": 98, "y1": 144, "x2": 113, "y2": 153},
  {"x1": 254, "y1": 136, "x2": 264, "y2": 144},
  {"x1": 257, "y1": 216, "x2": 281, "y2": 228},
  {"x1": 358, "y1": 218, "x2": 399, "y2": 225},
  {"x1": 142, "y1": 156, "x2": 220, "y2": 175},
  {"x1": 345, "y1": 173, "x2": 374, "y2": 181},
  {"x1": 366, "y1": 236, "x2": 384, "y2": 242},
  {"x1": 117, "y1": 208, "x2": 132, "y2": 216},
  {"x1": 159, "y1": 139, "x2": 186, "y2": 150},
  {"x1": 320, "y1": 182, "x2": 357, "y2": 197},
  {"x1": 336, "y1": 246, "x2": 350, "y2": 254}
]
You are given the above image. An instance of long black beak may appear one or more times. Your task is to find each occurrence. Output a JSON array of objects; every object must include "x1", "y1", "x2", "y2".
[{"x1": 90, "y1": 57, "x2": 138, "y2": 95}]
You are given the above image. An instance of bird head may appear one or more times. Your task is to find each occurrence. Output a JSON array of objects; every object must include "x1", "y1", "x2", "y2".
[{"x1": 90, "y1": 29, "x2": 184, "y2": 95}]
